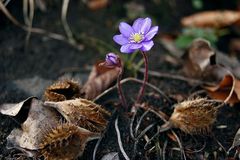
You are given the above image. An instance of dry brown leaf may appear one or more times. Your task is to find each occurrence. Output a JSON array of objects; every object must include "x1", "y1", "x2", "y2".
[
  {"x1": 183, "y1": 38, "x2": 215, "y2": 78},
  {"x1": 202, "y1": 65, "x2": 240, "y2": 105},
  {"x1": 3, "y1": 97, "x2": 105, "y2": 159},
  {"x1": 0, "y1": 96, "x2": 36, "y2": 116},
  {"x1": 82, "y1": 62, "x2": 119, "y2": 100},
  {"x1": 44, "y1": 98, "x2": 111, "y2": 132},
  {"x1": 6, "y1": 98, "x2": 60, "y2": 151},
  {"x1": 181, "y1": 10, "x2": 240, "y2": 28},
  {"x1": 44, "y1": 79, "x2": 81, "y2": 102},
  {"x1": 86, "y1": 0, "x2": 108, "y2": 10}
]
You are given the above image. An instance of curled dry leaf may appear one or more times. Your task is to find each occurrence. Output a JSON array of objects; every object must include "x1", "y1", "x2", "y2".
[
  {"x1": 86, "y1": 0, "x2": 108, "y2": 10},
  {"x1": 183, "y1": 38, "x2": 215, "y2": 78},
  {"x1": 82, "y1": 62, "x2": 119, "y2": 100},
  {"x1": 181, "y1": 10, "x2": 240, "y2": 28},
  {"x1": 169, "y1": 98, "x2": 218, "y2": 134},
  {"x1": 44, "y1": 98, "x2": 111, "y2": 132},
  {"x1": 39, "y1": 123, "x2": 100, "y2": 159},
  {"x1": 0, "y1": 96, "x2": 36, "y2": 116},
  {"x1": 202, "y1": 65, "x2": 240, "y2": 105},
  {"x1": 44, "y1": 79, "x2": 81, "y2": 102},
  {"x1": 6, "y1": 98, "x2": 59, "y2": 150}
]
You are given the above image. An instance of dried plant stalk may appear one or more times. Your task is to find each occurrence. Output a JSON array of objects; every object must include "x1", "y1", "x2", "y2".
[
  {"x1": 44, "y1": 79, "x2": 81, "y2": 102},
  {"x1": 169, "y1": 98, "x2": 218, "y2": 134}
]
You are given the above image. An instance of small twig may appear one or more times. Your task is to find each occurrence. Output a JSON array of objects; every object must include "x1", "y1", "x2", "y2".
[
  {"x1": 138, "y1": 68, "x2": 204, "y2": 85},
  {"x1": 115, "y1": 117, "x2": 130, "y2": 160},
  {"x1": 94, "y1": 77, "x2": 171, "y2": 103}
]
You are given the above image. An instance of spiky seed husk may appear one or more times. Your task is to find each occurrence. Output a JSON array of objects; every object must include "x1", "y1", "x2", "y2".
[
  {"x1": 44, "y1": 79, "x2": 81, "y2": 102},
  {"x1": 169, "y1": 98, "x2": 218, "y2": 134},
  {"x1": 39, "y1": 123, "x2": 100, "y2": 160},
  {"x1": 44, "y1": 98, "x2": 111, "y2": 133}
]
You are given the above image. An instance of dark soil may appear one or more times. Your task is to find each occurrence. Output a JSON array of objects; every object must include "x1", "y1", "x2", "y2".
[{"x1": 0, "y1": 0, "x2": 240, "y2": 160}]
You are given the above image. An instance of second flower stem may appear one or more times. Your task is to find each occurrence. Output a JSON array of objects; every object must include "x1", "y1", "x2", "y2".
[
  {"x1": 136, "y1": 51, "x2": 148, "y2": 103},
  {"x1": 117, "y1": 64, "x2": 127, "y2": 109}
]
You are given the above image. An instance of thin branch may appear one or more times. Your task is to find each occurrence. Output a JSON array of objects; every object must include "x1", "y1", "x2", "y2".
[
  {"x1": 137, "y1": 68, "x2": 204, "y2": 85},
  {"x1": 94, "y1": 77, "x2": 171, "y2": 103}
]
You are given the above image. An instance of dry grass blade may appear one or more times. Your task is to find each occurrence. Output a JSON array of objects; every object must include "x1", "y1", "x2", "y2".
[
  {"x1": 23, "y1": 0, "x2": 34, "y2": 46},
  {"x1": 62, "y1": 0, "x2": 75, "y2": 44},
  {"x1": 0, "y1": 1, "x2": 84, "y2": 50},
  {"x1": 115, "y1": 117, "x2": 130, "y2": 160}
]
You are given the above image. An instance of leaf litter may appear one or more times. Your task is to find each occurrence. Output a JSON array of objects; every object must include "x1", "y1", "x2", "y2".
[{"x1": 1, "y1": 37, "x2": 240, "y2": 159}]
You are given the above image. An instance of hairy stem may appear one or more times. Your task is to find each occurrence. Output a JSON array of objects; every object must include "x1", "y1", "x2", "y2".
[
  {"x1": 136, "y1": 51, "x2": 148, "y2": 103},
  {"x1": 117, "y1": 64, "x2": 127, "y2": 109}
]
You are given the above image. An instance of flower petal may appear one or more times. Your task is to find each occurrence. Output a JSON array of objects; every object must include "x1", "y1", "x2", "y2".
[
  {"x1": 140, "y1": 41, "x2": 154, "y2": 51},
  {"x1": 113, "y1": 34, "x2": 129, "y2": 45},
  {"x1": 120, "y1": 44, "x2": 135, "y2": 53},
  {"x1": 132, "y1": 18, "x2": 144, "y2": 32},
  {"x1": 140, "y1": 18, "x2": 152, "y2": 34},
  {"x1": 129, "y1": 43, "x2": 142, "y2": 50},
  {"x1": 145, "y1": 26, "x2": 158, "y2": 41},
  {"x1": 119, "y1": 22, "x2": 133, "y2": 38}
]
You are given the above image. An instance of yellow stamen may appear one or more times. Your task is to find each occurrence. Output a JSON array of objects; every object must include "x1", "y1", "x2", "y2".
[{"x1": 132, "y1": 33, "x2": 143, "y2": 43}]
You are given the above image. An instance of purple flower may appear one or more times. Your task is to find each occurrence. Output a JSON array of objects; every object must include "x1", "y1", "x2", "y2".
[
  {"x1": 113, "y1": 17, "x2": 158, "y2": 53},
  {"x1": 102, "y1": 53, "x2": 121, "y2": 68}
]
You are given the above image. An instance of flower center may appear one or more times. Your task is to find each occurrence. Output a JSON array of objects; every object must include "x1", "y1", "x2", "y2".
[{"x1": 131, "y1": 33, "x2": 143, "y2": 43}]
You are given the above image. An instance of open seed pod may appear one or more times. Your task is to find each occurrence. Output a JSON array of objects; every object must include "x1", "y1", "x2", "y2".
[
  {"x1": 38, "y1": 123, "x2": 100, "y2": 160},
  {"x1": 169, "y1": 98, "x2": 218, "y2": 134},
  {"x1": 44, "y1": 98, "x2": 111, "y2": 132},
  {"x1": 44, "y1": 79, "x2": 81, "y2": 102}
]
